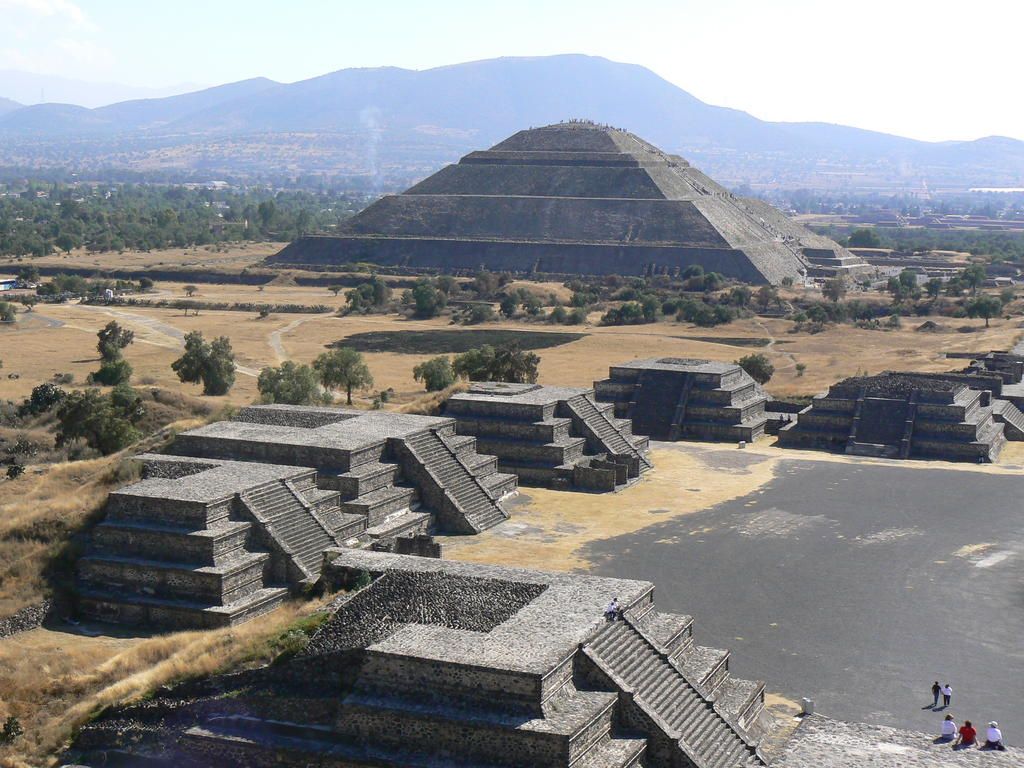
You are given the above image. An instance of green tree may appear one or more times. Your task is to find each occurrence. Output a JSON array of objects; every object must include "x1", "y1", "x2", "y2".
[
  {"x1": 925, "y1": 278, "x2": 943, "y2": 298},
  {"x1": 453, "y1": 343, "x2": 539, "y2": 384},
  {"x1": 408, "y1": 279, "x2": 446, "y2": 319},
  {"x1": 90, "y1": 357, "x2": 133, "y2": 385},
  {"x1": 172, "y1": 331, "x2": 236, "y2": 396},
  {"x1": 756, "y1": 285, "x2": 778, "y2": 311},
  {"x1": 499, "y1": 294, "x2": 518, "y2": 318},
  {"x1": 736, "y1": 353, "x2": 775, "y2": 384},
  {"x1": 960, "y1": 264, "x2": 986, "y2": 295},
  {"x1": 412, "y1": 356, "x2": 456, "y2": 392},
  {"x1": 0, "y1": 715, "x2": 23, "y2": 745},
  {"x1": 0, "y1": 302, "x2": 15, "y2": 322},
  {"x1": 96, "y1": 320, "x2": 134, "y2": 361},
  {"x1": 729, "y1": 285, "x2": 752, "y2": 307},
  {"x1": 257, "y1": 361, "x2": 325, "y2": 405},
  {"x1": 822, "y1": 277, "x2": 847, "y2": 303},
  {"x1": 56, "y1": 386, "x2": 143, "y2": 455},
  {"x1": 966, "y1": 294, "x2": 1002, "y2": 327},
  {"x1": 314, "y1": 347, "x2": 374, "y2": 405},
  {"x1": 847, "y1": 228, "x2": 882, "y2": 248}
]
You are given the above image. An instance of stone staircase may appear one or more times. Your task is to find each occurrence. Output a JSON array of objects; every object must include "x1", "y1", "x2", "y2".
[
  {"x1": 992, "y1": 398, "x2": 1024, "y2": 440},
  {"x1": 585, "y1": 618, "x2": 764, "y2": 768},
  {"x1": 564, "y1": 394, "x2": 652, "y2": 473},
  {"x1": 399, "y1": 429, "x2": 509, "y2": 533},
  {"x1": 241, "y1": 480, "x2": 336, "y2": 581}
]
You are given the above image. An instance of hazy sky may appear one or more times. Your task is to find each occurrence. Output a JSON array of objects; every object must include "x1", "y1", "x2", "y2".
[{"x1": 2, "y1": 0, "x2": 1021, "y2": 141}]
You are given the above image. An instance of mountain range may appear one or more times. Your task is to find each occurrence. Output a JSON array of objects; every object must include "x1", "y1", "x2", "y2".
[{"x1": 0, "y1": 55, "x2": 1021, "y2": 191}]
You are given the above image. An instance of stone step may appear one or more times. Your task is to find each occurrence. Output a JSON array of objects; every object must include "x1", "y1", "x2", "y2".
[
  {"x1": 77, "y1": 585, "x2": 288, "y2": 629},
  {"x1": 330, "y1": 460, "x2": 403, "y2": 499},
  {"x1": 572, "y1": 735, "x2": 646, "y2": 768},
  {"x1": 338, "y1": 485, "x2": 419, "y2": 526},
  {"x1": 89, "y1": 519, "x2": 253, "y2": 567},
  {"x1": 681, "y1": 646, "x2": 731, "y2": 695},
  {"x1": 362, "y1": 511, "x2": 433, "y2": 544}
]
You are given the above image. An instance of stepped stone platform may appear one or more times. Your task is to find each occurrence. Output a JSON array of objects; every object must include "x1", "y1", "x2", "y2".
[
  {"x1": 71, "y1": 551, "x2": 772, "y2": 767},
  {"x1": 269, "y1": 121, "x2": 869, "y2": 285},
  {"x1": 76, "y1": 405, "x2": 517, "y2": 628},
  {"x1": 594, "y1": 358, "x2": 769, "y2": 443},
  {"x1": 445, "y1": 381, "x2": 652, "y2": 491},
  {"x1": 778, "y1": 373, "x2": 1009, "y2": 462},
  {"x1": 776, "y1": 715, "x2": 1020, "y2": 767}
]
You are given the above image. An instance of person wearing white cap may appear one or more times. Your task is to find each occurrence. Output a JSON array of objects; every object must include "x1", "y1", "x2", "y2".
[{"x1": 984, "y1": 721, "x2": 1006, "y2": 751}]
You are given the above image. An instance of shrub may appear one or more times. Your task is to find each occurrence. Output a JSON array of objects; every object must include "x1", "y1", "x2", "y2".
[
  {"x1": 737, "y1": 353, "x2": 775, "y2": 384},
  {"x1": 89, "y1": 358, "x2": 133, "y2": 386},
  {"x1": 453, "y1": 343, "x2": 539, "y2": 383},
  {"x1": 413, "y1": 356, "x2": 456, "y2": 392},
  {"x1": 257, "y1": 361, "x2": 325, "y2": 405}
]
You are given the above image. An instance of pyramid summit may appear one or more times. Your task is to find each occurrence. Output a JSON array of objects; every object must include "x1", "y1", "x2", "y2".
[{"x1": 271, "y1": 121, "x2": 867, "y2": 284}]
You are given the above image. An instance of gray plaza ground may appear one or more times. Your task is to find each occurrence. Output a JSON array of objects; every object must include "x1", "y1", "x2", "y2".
[{"x1": 586, "y1": 444, "x2": 1024, "y2": 738}]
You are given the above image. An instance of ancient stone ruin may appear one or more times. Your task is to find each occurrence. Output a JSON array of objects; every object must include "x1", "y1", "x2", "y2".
[
  {"x1": 445, "y1": 382, "x2": 652, "y2": 491},
  {"x1": 594, "y1": 358, "x2": 769, "y2": 443},
  {"x1": 270, "y1": 121, "x2": 870, "y2": 285},
  {"x1": 76, "y1": 550, "x2": 772, "y2": 767},
  {"x1": 777, "y1": 372, "x2": 1015, "y2": 461},
  {"x1": 76, "y1": 405, "x2": 516, "y2": 628}
]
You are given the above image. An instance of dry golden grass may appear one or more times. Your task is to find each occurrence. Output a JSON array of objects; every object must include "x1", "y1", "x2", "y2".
[
  {"x1": 5, "y1": 282, "x2": 1019, "y2": 408},
  {"x1": 0, "y1": 242, "x2": 285, "y2": 275},
  {"x1": 0, "y1": 597, "x2": 326, "y2": 767}
]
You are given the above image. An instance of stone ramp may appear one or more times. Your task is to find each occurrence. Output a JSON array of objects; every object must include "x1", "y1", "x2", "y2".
[
  {"x1": 991, "y1": 398, "x2": 1024, "y2": 440},
  {"x1": 564, "y1": 394, "x2": 652, "y2": 474},
  {"x1": 398, "y1": 429, "x2": 509, "y2": 533},
  {"x1": 241, "y1": 480, "x2": 336, "y2": 581},
  {"x1": 586, "y1": 617, "x2": 764, "y2": 768}
]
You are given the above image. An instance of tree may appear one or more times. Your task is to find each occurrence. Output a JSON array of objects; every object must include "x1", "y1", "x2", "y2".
[
  {"x1": 0, "y1": 715, "x2": 23, "y2": 745},
  {"x1": 90, "y1": 357, "x2": 133, "y2": 385},
  {"x1": 56, "y1": 386, "x2": 143, "y2": 455},
  {"x1": 729, "y1": 286, "x2": 752, "y2": 307},
  {"x1": 408, "y1": 279, "x2": 446, "y2": 319},
  {"x1": 97, "y1": 320, "x2": 134, "y2": 361},
  {"x1": 20, "y1": 383, "x2": 67, "y2": 416},
  {"x1": 0, "y1": 302, "x2": 15, "y2": 322},
  {"x1": 183, "y1": 284, "x2": 198, "y2": 297},
  {"x1": 258, "y1": 361, "x2": 325, "y2": 405},
  {"x1": 847, "y1": 228, "x2": 881, "y2": 248},
  {"x1": 499, "y1": 294, "x2": 518, "y2": 318},
  {"x1": 960, "y1": 264, "x2": 986, "y2": 295},
  {"x1": 138, "y1": 277, "x2": 154, "y2": 292},
  {"x1": 172, "y1": 331, "x2": 236, "y2": 396},
  {"x1": 966, "y1": 294, "x2": 1002, "y2": 327},
  {"x1": 822, "y1": 277, "x2": 847, "y2": 303},
  {"x1": 329, "y1": 285, "x2": 343, "y2": 297},
  {"x1": 16, "y1": 265, "x2": 39, "y2": 284},
  {"x1": 453, "y1": 343, "x2": 539, "y2": 384},
  {"x1": 736, "y1": 353, "x2": 774, "y2": 384},
  {"x1": 314, "y1": 347, "x2": 373, "y2": 405},
  {"x1": 756, "y1": 285, "x2": 778, "y2": 311},
  {"x1": 925, "y1": 278, "x2": 943, "y2": 299},
  {"x1": 413, "y1": 356, "x2": 456, "y2": 392}
]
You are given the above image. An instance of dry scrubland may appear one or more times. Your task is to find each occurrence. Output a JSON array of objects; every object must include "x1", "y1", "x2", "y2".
[{"x1": 1, "y1": 277, "x2": 1018, "y2": 406}]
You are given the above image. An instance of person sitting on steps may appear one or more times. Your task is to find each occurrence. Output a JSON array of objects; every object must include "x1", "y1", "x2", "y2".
[
  {"x1": 984, "y1": 721, "x2": 1006, "y2": 751},
  {"x1": 953, "y1": 719, "x2": 977, "y2": 750},
  {"x1": 604, "y1": 597, "x2": 620, "y2": 622},
  {"x1": 939, "y1": 714, "x2": 957, "y2": 741}
]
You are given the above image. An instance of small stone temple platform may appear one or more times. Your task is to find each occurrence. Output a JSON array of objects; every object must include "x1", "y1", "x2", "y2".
[
  {"x1": 594, "y1": 358, "x2": 769, "y2": 443},
  {"x1": 76, "y1": 405, "x2": 517, "y2": 628},
  {"x1": 777, "y1": 373, "x2": 1011, "y2": 462},
  {"x1": 74, "y1": 551, "x2": 772, "y2": 767},
  {"x1": 445, "y1": 381, "x2": 652, "y2": 491}
]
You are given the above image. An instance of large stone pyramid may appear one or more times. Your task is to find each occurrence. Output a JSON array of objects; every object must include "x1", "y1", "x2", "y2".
[{"x1": 271, "y1": 121, "x2": 865, "y2": 284}]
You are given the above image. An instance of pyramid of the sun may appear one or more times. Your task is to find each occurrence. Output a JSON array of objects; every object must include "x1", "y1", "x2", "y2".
[{"x1": 270, "y1": 121, "x2": 867, "y2": 284}]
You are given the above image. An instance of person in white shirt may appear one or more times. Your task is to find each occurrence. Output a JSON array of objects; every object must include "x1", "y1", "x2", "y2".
[
  {"x1": 604, "y1": 598, "x2": 620, "y2": 621},
  {"x1": 942, "y1": 684, "x2": 952, "y2": 707},
  {"x1": 984, "y1": 721, "x2": 1006, "y2": 751},
  {"x1": 940, "y1": 714, "x2": 957, "y2": 741}
]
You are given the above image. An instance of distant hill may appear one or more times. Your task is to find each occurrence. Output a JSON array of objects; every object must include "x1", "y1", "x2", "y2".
[
  {"x1": 0, "y1": 69, "x2": 202, "y2": 109},
  {"x1": 0, "y1": 55, "x2": 1020, "y2": 190},
  {"x1": 0, "y1": 97, "x2": 20, "y2": 116}
]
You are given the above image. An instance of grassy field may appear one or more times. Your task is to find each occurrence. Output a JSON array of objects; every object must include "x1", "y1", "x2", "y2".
[{"x1": 2, "y1": 276, "x2": 1021, "y2": 408}]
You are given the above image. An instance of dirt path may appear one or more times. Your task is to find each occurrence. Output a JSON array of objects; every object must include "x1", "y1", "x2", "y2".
[
  {"x1": 268, "y1": 313, "x2": 332, "y2": 363},
  {"x1": 752, "y1": 317, "x2": 798, "y2": 371}
]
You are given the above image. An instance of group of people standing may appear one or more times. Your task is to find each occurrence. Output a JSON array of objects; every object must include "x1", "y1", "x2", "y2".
[{"x1": 931, "y1": 682, "x2": 1006, "y2": 751}]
